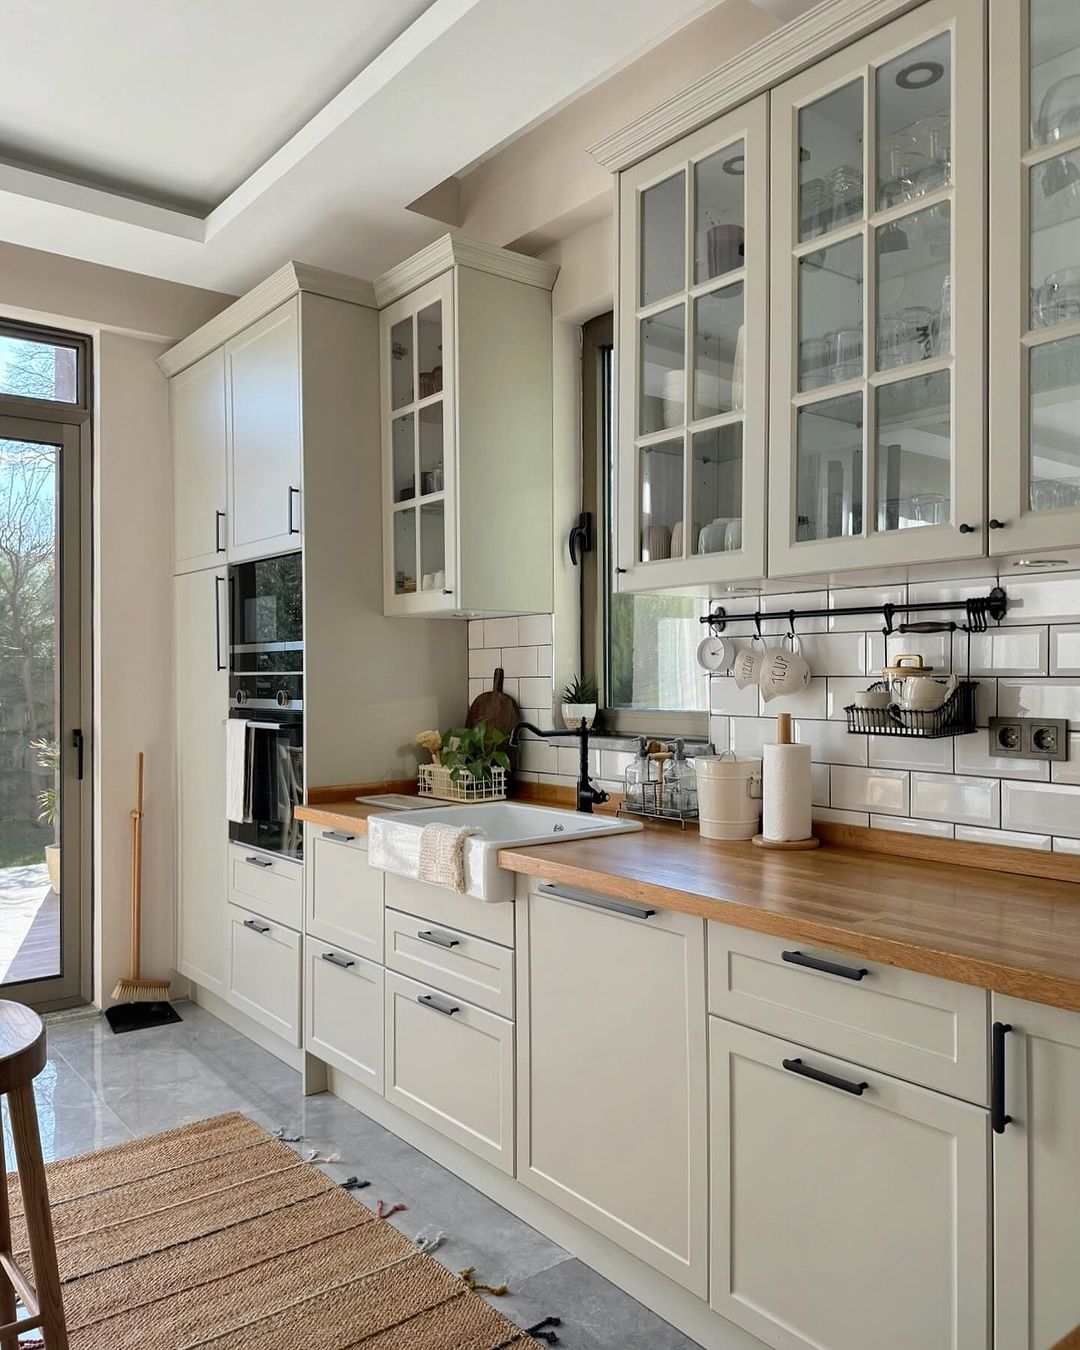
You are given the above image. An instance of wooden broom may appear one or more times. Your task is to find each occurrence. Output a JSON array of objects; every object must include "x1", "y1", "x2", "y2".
[{"x1": 107, "y1": 752, "x2": 179, "y2": 1030}]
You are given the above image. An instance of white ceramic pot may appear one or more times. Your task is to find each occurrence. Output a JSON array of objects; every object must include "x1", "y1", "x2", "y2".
[
  {"x1": 562, "y1": 702, "x2": 596, "y2": 730},
  {"x1": 696, "y1": 753, "x2": 762, "y2": 840}
]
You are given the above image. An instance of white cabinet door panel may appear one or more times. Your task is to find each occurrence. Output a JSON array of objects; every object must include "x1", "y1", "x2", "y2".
[
  {"x1": 225, "y1": 903, "x2": 301, "y2": 1046},
  {"x1": 171, "y1": 348, "x2": 227, "y2": 574},
  {"x1": 304, "y1": 824, "x2": 383, "y2": 961},
  {"x1": 304, "y1": 937, "x2": 384, "y2": 1093}
]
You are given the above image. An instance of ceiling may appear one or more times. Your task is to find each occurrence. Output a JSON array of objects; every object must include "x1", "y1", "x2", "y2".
[{"x1": 0, "y1": 0, "x2": 816, "y2": 296}]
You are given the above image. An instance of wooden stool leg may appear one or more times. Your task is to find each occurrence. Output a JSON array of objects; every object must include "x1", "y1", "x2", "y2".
[
  {"x1": 8, "y1": 1085, "x2": 67, "y2": 1350},
  {"x1": 0, "y1": 1128, "x2": 17, "y2": 1350}
]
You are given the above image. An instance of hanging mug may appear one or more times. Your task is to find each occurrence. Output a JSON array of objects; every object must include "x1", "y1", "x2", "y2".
[
  {"x1": 759, "y1": 634, "x2": 812, "y2": 703},
  {"x1": 732, "y1": 636, "x2": 767, "y2": 690}
]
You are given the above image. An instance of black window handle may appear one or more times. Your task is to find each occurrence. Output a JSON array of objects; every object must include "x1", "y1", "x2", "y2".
[
  {"x1": 72, "y1": 728, "x2": 84, "y2": 782},
  {"x1": 781, "y1": 949, "x2": 868, "y2": 981},
  {"x1": 288, "y1": 486, "x2": 301, "y2": 535},
  {"x1": 992, "y1": 1021, "x2": 1013, "y2": 1134},
  {"x1": 215, "y1": 509, "x2": 226, "y2": 553},
  {"x1": 782, "y1": 1057, "x2": 868, "y2": 1096}
]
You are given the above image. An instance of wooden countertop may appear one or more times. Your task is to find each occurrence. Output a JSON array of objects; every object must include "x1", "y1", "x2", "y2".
[{"x1": 296, "y1": 797, "x2": 1080, "y2": 1013}]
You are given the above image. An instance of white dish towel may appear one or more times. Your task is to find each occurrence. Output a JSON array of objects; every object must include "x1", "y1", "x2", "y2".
[
  {"x1": 417, "y1": 823, "x2": 477, "y2": 894},
  {"x1": 368, "y1": 817, "x2": 478, "y2": 895},
  {"x1": 226, "y1": 720, "x2": 251, "y2": 824}
]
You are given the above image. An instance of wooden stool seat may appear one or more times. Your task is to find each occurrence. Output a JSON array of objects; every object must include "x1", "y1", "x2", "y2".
[{"x1": 0, "y1": 1000, "x2": 68, "y2": 1348}]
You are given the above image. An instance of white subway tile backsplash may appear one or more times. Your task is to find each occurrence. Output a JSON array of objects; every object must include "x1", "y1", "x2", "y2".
[
  {"x1": 519, "y1": 676, "x2": 553, "y2": 711},
  {"x1": 537, "y1": 645, "x2": 553, "y2": 677},
  {"x1": 757, "y1": 591, "x2": 829, "y2": 634},
  {"x1": 909, "y1": 577, "x2": 997, "y2": 607},
  {"x1": 1049, "y1": 624, "x2": 1080, "y2": 676},
  {"x1": 793, "y1": 632, "x2": 867, "y2": 676},
  {"x1": 710, "y1": 677, "x2": 760, "y2": 718},
  {"x1": 468, "y1": 647, "x2": 500, "y2": 680},
  {"x1": 1002, "y1": 780, "x2": 1080, "y2": 839},
  {"x1": 795, "y1": 718, "x2": 867, "y2": 766},
  {"x1": 826, "y1": 678, "x2": 874, "y2": 719},
  {"x1": 955, "y1": 826, "x2": 1052, "y2": 851},
  {"x1": 998, "y1": 678, "x2": 1080, "y2": 728},
  {"x1": 483, "y1": 617, "x2": 518, "y2": 648},
  {"x1": 954, "y1": 731, "x2": 1050, "y2": 781},
  {"x1": 869, "y1": 734, "x2": 952, "y2": 773},
  {"x1": 812, "y1": 762, "x2": 830, "y2": 807},
  {"x1": 728, "y1": 717, "x2": 773, "y2": 759},
  {"x1": 911, "y1": 773, "x2": 999, "y2": 827},
  {"x1": 1054, "y1": 837, "x2": 1080, "y2": 854},
  {"x1": 871, "y1": 814, "x2": 954, "y2": 838},
  {"x1": 468, "y1": 620, "x2": 484, "y2": 649},
  {"x1": 813, "y1": 806, "x2": 869, "y2": 826},
  {"x1": 500, "y1": 645, "x2": 538, "y2": 678},
  {"x1": 975, "y1": 680, "x2": 998, "y2": 727},
  {"x1": 829, "y1": 585, "x2": 906, "y2": 631},
  {"x1": 831, "y1": 765, "x2": 909, "y2": 815},
  {"x1": 1002, "y1": 571, "x2": 1080, "y2": 625},
  {"x1": 1052, "y1": 735, "x2": 1080, "y2": 784},
  {"x1": 758, "y1": 677, "x2": 827, "y2": 720},
  {"x1": 517, "y1": 613, "x2": 552, "y2": 646},
  {"x1": 867, "y1": 632, "x2": 951, "y2": 676},
  {"x1": 970, "y1": 626, "x2": 1049, "y2": 677},
  {"x1": 519, "y1": 739, "x2": 557, "y2": 774},
  {"x1": 708, "y1": 716, "x2": 731, "y2": 753}
]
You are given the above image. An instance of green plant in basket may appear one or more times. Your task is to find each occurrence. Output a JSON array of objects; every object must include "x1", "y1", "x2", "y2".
[{"x1": 439, "y1": 722, "x2": 511, "y2": 783}]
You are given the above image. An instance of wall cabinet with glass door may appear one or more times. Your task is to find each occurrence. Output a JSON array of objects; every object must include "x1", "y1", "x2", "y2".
[
  {"x1": 768, "y1": 0, "x2": 986, "y2": 577},
  {"x1": 616, "y1": 96, "x2": 768, "y2": 590},
  {"x1": 990, "y1": 0, "x2": 1080, "y2": 554},
  {"x1": 376, "y1": 236, "x2": 557, "y2": 617}
]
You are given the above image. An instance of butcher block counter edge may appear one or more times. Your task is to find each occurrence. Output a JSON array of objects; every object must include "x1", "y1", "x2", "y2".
[{"x1": 295, "y1": 797, "x2": 1080, "y2": 1013}]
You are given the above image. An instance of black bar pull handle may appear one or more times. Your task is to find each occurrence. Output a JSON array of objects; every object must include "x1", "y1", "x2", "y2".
[
  {"x1": 245, "y1": 855, "x2": 273, "y2": 869},
  {"x1": 215, "y1": 574, "x2": 227, "y2": 671},
  {"x1": 288, "y1": 486, "x2": 301, "y2": 535},
  {"x1": 321, "y1": 952, "x2": 356, "y2": 969},
  {"x1": 992, "y1": 1021, "x2": 1013, "y2": 1134},
  {"x1": 417, "y1": 929, "x2": 461, "y2": 950},
  {"x1": 782, "y1": 1057, "x2": 869, "y2": 1096},
  {"x1": 243, "y1": 918, "x2": 271, "y2": 935},
  {"x1": 72, "y1": 728, "x2": 85, "y2": 782},
  {"x1": 418, "y1": 993, "x2": 460, "y2": 1017},
  {"x1": 215, "y1": 509, "x2": 226, "y2": 553},
  {"x1": 781, "y1": 949, "x2": 869, "y2": 981}
]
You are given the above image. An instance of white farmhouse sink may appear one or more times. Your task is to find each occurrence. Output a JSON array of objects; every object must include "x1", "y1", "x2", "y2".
[{"x1": 366, "y1": 801, "x2": 642, "y2": 903}]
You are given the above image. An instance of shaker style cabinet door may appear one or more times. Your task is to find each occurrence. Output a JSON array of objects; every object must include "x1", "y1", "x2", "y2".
[
  {"x1": 768, "y1": 0, "x2": 987, "y2": 577},
  {"x1": 174, "y1": 569, "x2": 229, "y2": 994},
  {"x1": 992, "y1": 994, "x2": 1080, "y2": 1350},
  {"x1": 989, "y1": 0, "x2": 1080, "y2": 552},
  {"x1": 616, "y1": 95, "x2": 768, "y2": 590},
  {"x1": 225, "y1": 298, "x2": 303, "y2": 561},
  {"x1": 171, "y1": 347, "x2": 227, "y2": 575}
]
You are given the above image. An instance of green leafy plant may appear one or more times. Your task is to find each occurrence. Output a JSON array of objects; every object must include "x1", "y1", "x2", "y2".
[
  {"x1": 562, "y1": 675, "x2": 599, "y2": 705},
  {"x1": 31, "y1": 737, "x2": 59, "y2": 829},
  {"x1": 439, "y1": 722, "x2": 511, "y2": 783}
]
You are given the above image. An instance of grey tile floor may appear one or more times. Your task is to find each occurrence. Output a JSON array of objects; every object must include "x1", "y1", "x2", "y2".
[{"x1": 28, "y1": 1000, "x2": 704, "y2": 1350}]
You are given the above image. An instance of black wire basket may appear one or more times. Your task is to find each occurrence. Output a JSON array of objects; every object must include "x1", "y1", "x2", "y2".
[{"x1": 844, "y1": 680, "x2": 978, "y2": 738}]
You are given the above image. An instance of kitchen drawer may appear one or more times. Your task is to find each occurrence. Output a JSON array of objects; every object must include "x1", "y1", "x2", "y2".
[
  {"x1": 384, "y1": 969, "x2": 514, "y2": 1174},
  {"x1": 304, "y1": 824, "x2": 383, "y2": 961},
  {"x1": 383, "y1": 872, "x2": 513, "y2": 948},
  {"x1": 226, "y1": 903, "x2": 301, "y2": 1046},
  {"x1": 303, "y1": 937, "x2": 383, "y2": 1094},
  {"x1": 384, "y1": 908, "x2": 513, "y2": 1019},
  {"x1": 708, "y1": 922, "x2": 988, "y2": 1103},
  {"x1": 228, "y1": 845, "x2": 303, "y2": 932}
]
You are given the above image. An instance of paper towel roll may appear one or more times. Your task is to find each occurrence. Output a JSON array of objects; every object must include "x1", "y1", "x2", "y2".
[{"x1": 762, "y1": 742, "x2": 813, "y2": 843}]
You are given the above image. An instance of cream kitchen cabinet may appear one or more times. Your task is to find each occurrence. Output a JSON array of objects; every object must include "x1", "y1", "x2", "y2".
[
  {"x1": 768, "y1": 0, "x2": 987, "y2": 576},
  {"x1": 616, "y1": 95, "x2": 768, "y2": 589},
  {"x1": 304, "y1": 823, "x2": 383, "y2": 963},
  {"x1": 225, "y1": 903, "x2": 302, "y2": 1046},
  {"x1": 992, "y1": 995, "x2": 1080, "y2": 1350},
  {"x1": 174, "y1": 568, "x2": 229, "y2": 994},
  {"x1": 375, "y1": 235, "x2": 558, "y2": 617},
  {"x1": 515, "y1": 882, "x2": 708, "y2": 1296},
  {"x1": 709, "y1": 1016, "x2": 989, "y2": 1350},
  {"x1": 225, "y1": 299, "x2": 303, "y2": 561},
  {"x1": 989, "y1": 0, "x2": 1080, "y2": 554},
  {"x1": 171, "y1": 348, "x2": 227, "y2": 574},
  {"x1": 304, "y1": 937, "x2": 384, "y2": 1093}
]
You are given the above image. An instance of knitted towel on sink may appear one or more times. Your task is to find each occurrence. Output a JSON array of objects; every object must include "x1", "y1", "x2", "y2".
[{"x1": 417, "y1": 823, "x2": 476, "y2": 894}]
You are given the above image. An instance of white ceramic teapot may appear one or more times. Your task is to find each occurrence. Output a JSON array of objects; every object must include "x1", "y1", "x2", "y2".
[{"x1": 885, "y1": 654, "x2": 958, "y2": 713}]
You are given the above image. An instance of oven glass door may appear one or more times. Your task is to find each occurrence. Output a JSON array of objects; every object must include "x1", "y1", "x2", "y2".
[{"x1": 228, "y1": 713, "x2": 304, "y2": 860}]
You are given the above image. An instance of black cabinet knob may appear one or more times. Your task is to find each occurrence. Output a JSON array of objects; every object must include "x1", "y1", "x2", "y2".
[
  {"x1": 988, "y1": 518, "x2": 1006, "y2": 529},
  {"x1": 958, "y1": 522, "x2": 976, "y2": 534}
]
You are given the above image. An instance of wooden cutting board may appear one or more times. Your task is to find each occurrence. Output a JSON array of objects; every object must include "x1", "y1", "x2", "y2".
[{"x1": 465, "y1": 668, "x2": 519, "y2": 741}]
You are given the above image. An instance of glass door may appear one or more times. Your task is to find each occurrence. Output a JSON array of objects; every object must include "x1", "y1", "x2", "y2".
[
  {"x1": 0, "y1": 415, "x2": 85, "y2": 1007},
  {"x1": 990, "y1": 0, "x2": 1080, "y2": 552},
  {"x1": 381, "y1": 271, "x2": 456, "y2": 615},
  {"x1": 768, "y1": 0, "x2": 986, "y2": 577},
  {"x1": 617, "y1": 95, "x2": 768, "y2": 589}
]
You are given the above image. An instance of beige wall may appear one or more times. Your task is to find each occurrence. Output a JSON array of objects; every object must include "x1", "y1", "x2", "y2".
[{"x1": 0, "y1": 241, "x2": 232, "y2": 1006}]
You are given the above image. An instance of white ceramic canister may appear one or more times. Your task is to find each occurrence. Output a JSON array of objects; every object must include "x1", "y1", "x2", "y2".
[{"x1": 696, "y1": 753, "x2": 762, "y2": 841}]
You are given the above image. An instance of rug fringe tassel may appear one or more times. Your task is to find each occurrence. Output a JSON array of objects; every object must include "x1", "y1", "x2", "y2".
[
  {"x1": 375, "y1": 1199, "x2": 408, "y2": 1220},
  {"x1": 459, "y1": 1264, "x2": 509, "y2": 1297},
  {"x1": 414, "y1": 1228, "x2": 446, "y2": 1254},
  {"x1": 305, "y1": 1149, "x2": 340, "y2": 1164},
  {"x1": 340, "y1": 1175, "x2": 370, "y2": 1191},
  {"x1": 273, "y1": 1128, "x2": 303, "y2": 1143},
  {"x1": 491, "y1": 1315, "x2": 562, "y2": 1349}
]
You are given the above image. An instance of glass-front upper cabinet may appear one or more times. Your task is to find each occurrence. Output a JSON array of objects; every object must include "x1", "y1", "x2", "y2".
[
  {"x1": 990, "y1": 0, "x2": 1080, "y2": 553},
  {"x1": 768, "y1": 0, "x2": 986, "y2": 577},
  {"x1": 616, "y1": 96, "x2": 768, "y2": 589}
]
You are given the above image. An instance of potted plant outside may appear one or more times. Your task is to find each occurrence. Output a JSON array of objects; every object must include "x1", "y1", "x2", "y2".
[
  {"x1": 32, "y1": 737, "x2": 60, "y2": 894},
  {"x1": 562, "y1": 676, "x2": 599, "y2": 731}
]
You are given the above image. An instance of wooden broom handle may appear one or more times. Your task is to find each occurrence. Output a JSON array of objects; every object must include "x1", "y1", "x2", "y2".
[{"x1": 130, "y1": 752, "x2": 144, "y2": 981}]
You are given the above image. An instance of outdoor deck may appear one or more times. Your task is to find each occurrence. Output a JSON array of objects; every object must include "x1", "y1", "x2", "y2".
[{"x1": 0, "y1": 863, "x2": 60, "y2": 985}]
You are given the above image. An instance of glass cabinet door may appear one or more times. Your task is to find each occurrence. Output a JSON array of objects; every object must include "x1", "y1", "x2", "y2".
[
  {"x1": 381, "y1": 273, "x2": 455, "y2": 613},
  {"x1": 769, "y1": 0, "x2": 986, "y2": 576},
  {"x1": 990, "y1": 0, "x2": 1080, "y2": 552},
  {"x1": 617, "y1": 95, "x2": 768, "y2": 588}
]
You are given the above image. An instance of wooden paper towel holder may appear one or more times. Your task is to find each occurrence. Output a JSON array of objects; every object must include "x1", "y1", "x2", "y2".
[{"x1": 753, "y1": 712, "x2": 820, "y2": 850}]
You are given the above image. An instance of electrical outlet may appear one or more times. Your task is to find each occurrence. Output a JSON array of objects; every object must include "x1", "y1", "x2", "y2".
[{"x1": 989, "y1": 716, "x2": 1069, "y2": 762}]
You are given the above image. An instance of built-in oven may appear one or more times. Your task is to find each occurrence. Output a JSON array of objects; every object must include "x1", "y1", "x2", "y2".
[{"x1": 228, "y1": 552, "x2": 304, "y2": 860}]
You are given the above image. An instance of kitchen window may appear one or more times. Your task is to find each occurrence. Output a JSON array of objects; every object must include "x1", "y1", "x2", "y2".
[{"x1": 582, "y1": 314, "x2": 708, "y2": 737}]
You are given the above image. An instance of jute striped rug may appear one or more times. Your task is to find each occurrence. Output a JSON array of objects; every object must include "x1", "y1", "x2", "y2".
[{"x1": 11, "y1": 1112, "x2": 542, "y2": 1349}]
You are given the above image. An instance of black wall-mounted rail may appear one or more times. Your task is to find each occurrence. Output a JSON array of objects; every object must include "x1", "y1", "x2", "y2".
[{"x1": 701, "y1": 585, "x2": 1007, "y2": 636}]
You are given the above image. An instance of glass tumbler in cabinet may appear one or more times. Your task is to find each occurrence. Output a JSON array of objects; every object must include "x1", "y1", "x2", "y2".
[
  {"x1": 616, "y1": 95, "x2": 768, "y2": 590},
  {"x1": 768, "y1": 0, "x2": 986, "y2": 577},
  {"x1": 990, "y1": 0, "x2": 1080, "y2": 551}
]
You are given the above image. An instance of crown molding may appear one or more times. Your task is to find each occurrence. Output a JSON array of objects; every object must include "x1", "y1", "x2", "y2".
[
  {"x1": 589, "y1": 0, "x2": 922, "y2": 173},
  {"x1": 158, "y1": 261, "x2": 377, "y2": 376},
  {"x1": 373, "y1": 232, "x2": 559, "y2": 308}
]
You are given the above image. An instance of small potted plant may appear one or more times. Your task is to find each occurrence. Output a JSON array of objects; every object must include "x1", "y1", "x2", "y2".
[
  {"x1": 32, "y1": 737, "x2": 60, "y2": 894},
  {"x1": 561, "y1": 675, "x2": 599, "y2": 731}
]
